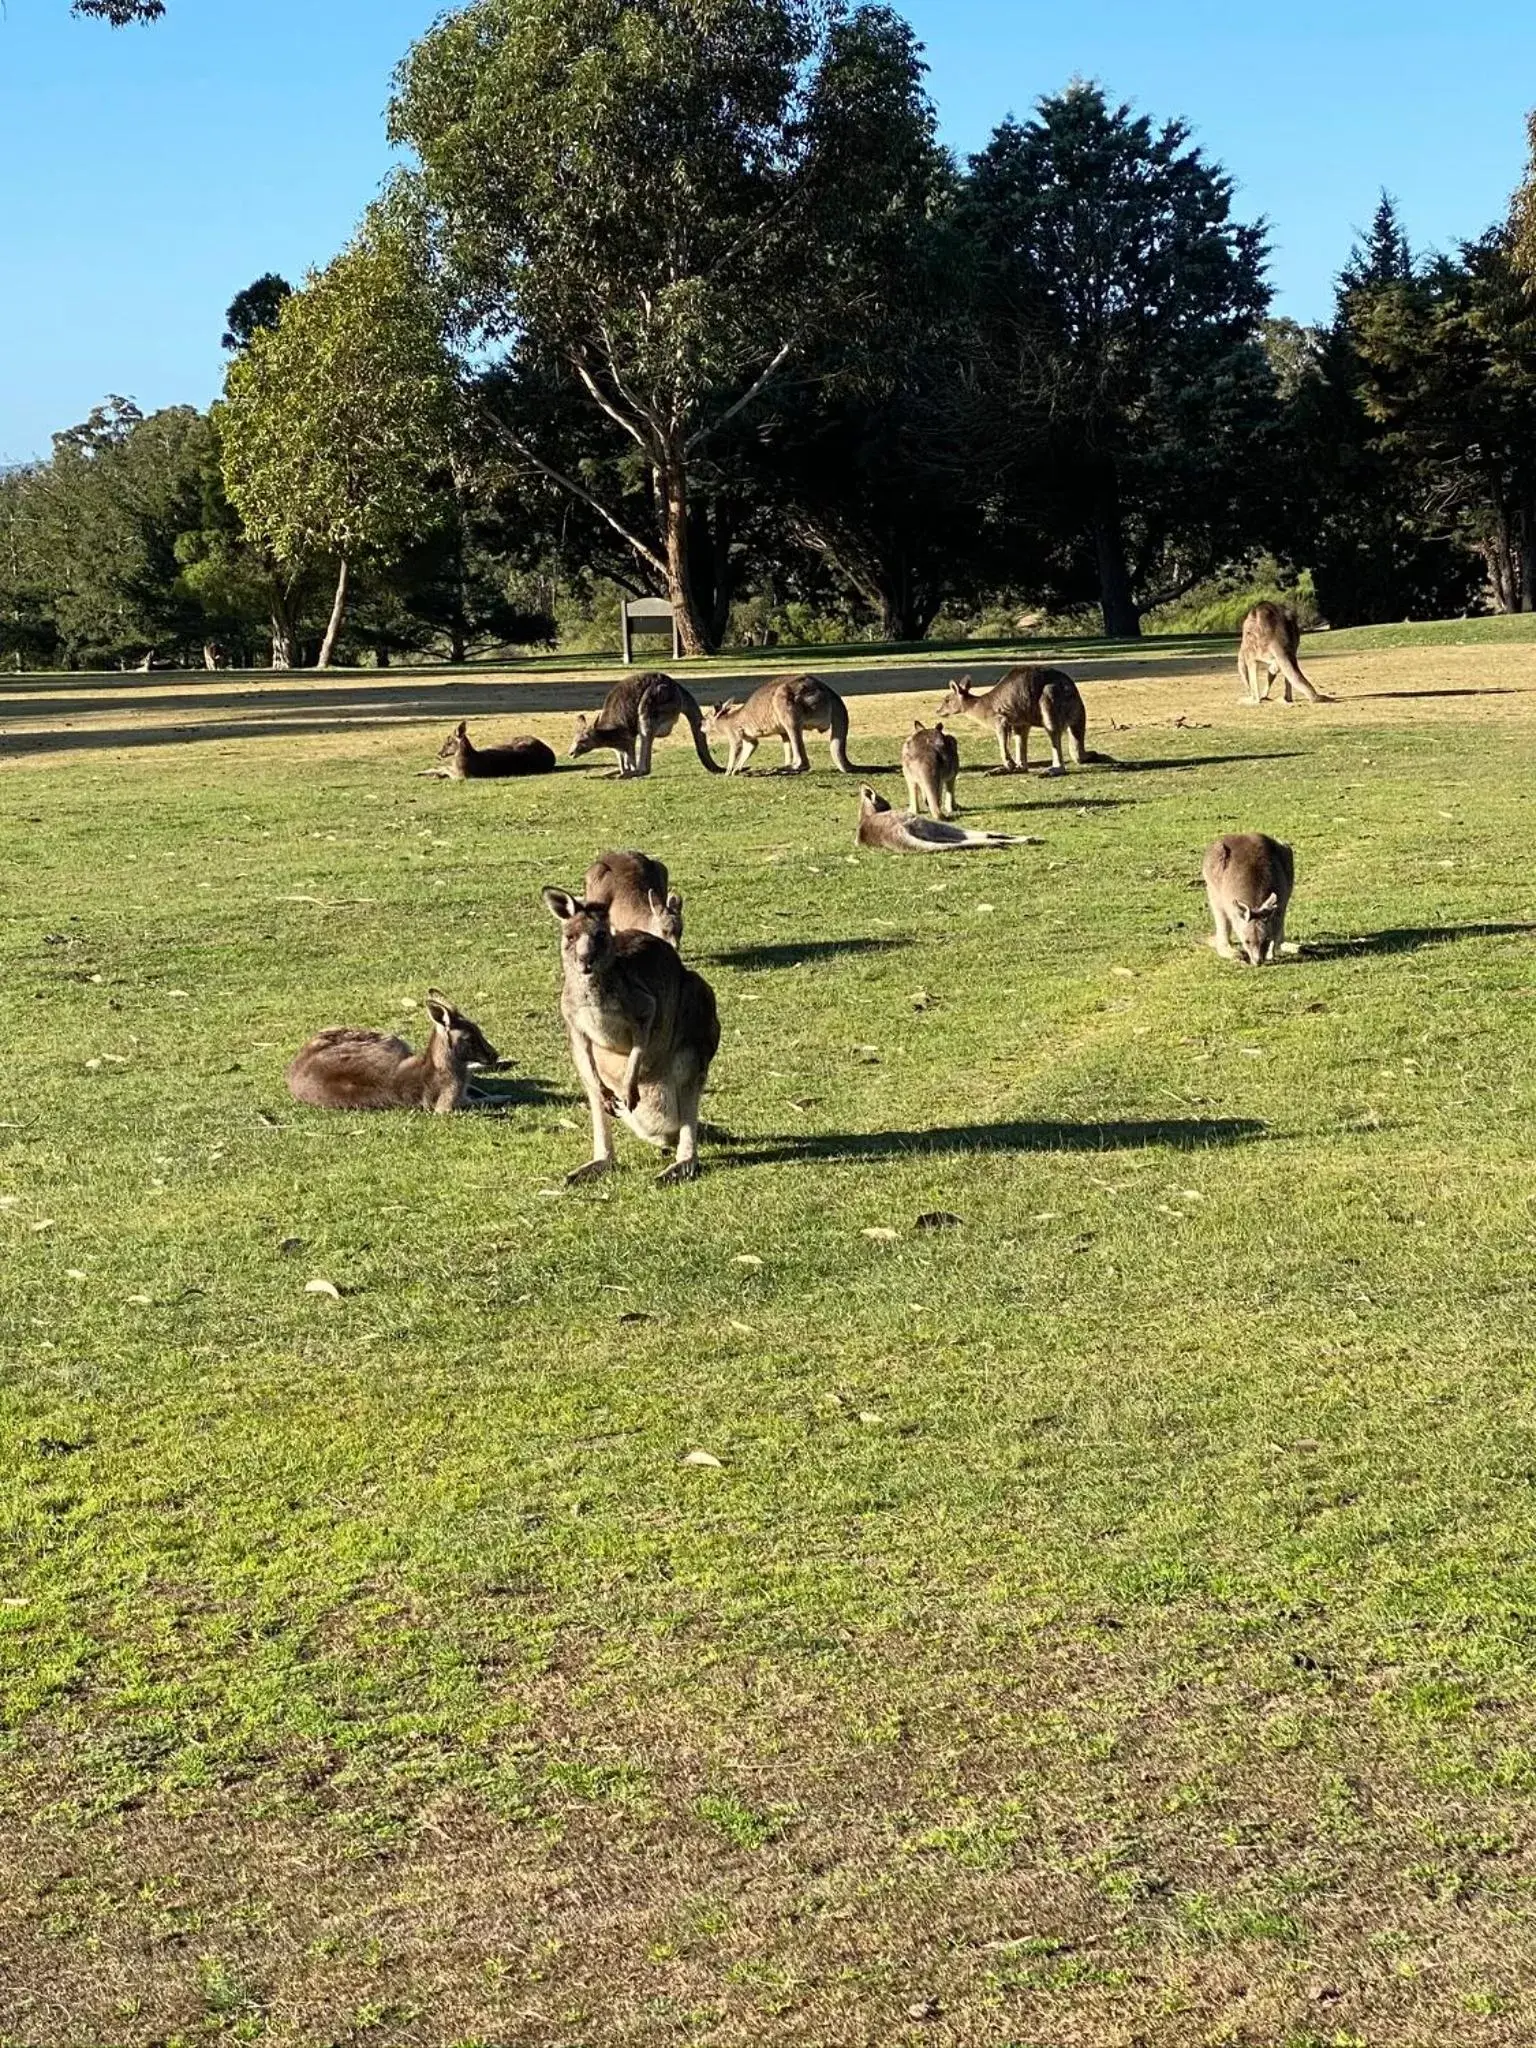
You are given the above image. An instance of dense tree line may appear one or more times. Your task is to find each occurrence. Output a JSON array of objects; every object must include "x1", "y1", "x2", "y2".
[{"x1": 8, "y1": 0, "x2": 1536, "y2": 669}]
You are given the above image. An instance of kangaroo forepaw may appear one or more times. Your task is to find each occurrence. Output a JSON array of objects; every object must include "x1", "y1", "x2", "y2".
[
  {"x1": 566, "y1": 1157, "x2": 616, "y2": 1186},
  {"x1": 656, "y1": 1157, "x2": 701, "y2": 1186}
]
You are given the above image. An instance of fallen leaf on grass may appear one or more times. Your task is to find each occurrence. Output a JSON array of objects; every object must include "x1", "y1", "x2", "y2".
[
  {"x1": 974, "y1": 903, "x2": 996, "y2": 915},
  {"x1": 65, "y1": 1269, "x2": 87, "y2": 1281},
  {"x1": 0, "y1": 1196, "x2": 19, "y2": 1209},
  {"x1": 910, "y1": 989, "x2": 937, "y2": 1010},
  {"x1": 862, "y1": 1227, "x2": 899, "y2": 1242},
  {"x1": 681, "y1": 1449, "x2": 723, "y2": 1468},
  {"x1": 304, "y1": 1279, "x2": 343, "y2": 1300},
  {"x1": 617, "y1": 1311, "x2": 654, "y2": 1326},
  {"x1": 1110, "y1": 966, "x2": 1137, "y2": 980},
  {"x1": 84, "y1": 1060, "x2": 101, "y2": 1072},
  {"x1": 857, "y1": 1411, "x2": 882, "y2": 1425},
  {"x1": 126, "y1": 1294, "x2": 151, "y2": 1306},
  {"x1": 30, "y1": 1220, "x2": 55, "y2": 1233},
  {"x1": 728, "y1": 1320, "x2": 756, "y2": 1336},
  {"x1": 278, "y1": 1237, "x2": 304, "y2": 1255},
  {"x1": 915, "y1": 1212, "x2": 963, "y2": 1231},
  {"x1": 735, "y1": 1254, "x2": 763, "y2": 1268}
]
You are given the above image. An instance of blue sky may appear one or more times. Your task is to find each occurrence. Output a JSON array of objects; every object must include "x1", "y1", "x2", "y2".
[{"x1": 1, "y1": 0, "x2": 1532, "y2": 465}]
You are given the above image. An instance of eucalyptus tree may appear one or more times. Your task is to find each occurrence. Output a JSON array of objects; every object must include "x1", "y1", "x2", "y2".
[{"x1": 391, "y1": 0, "x2": 940, "y2": 653}]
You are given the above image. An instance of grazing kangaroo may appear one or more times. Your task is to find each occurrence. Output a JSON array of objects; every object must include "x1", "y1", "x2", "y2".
[
  {"x1": 935, "y1": 666, "x2": 1093, "y2": 775},
  {"x1": 703, "y1": 673, "x2": 858, "y2": 774},
  {"x1": 432, "y1": 722, "x2": 556, "y2": 778},
  {"x1": 286, "y1": 992, "x2": 500, "y2": 1113},
  {"x1": 855, "y1": 785, "x2": 1037, "y2": 853},
  {"x1": 1202, "y1": 833, "x2": 1295, "y2": 964},
  {"x1": 583, "y1": 848, "x2": 685, "y2": 949},
  {"x1": 568, "y1": 671, "x2": 721, "y2": 777},
  {"x1": 542, "y1": 888, "x2": 720, "y2": 1183},
  {"x1": 1238, "y1": 604, "x2": 1328, "y2": 704},
  {"x1": 901, "y1": 719, "x2": 959, "y2": 817}
]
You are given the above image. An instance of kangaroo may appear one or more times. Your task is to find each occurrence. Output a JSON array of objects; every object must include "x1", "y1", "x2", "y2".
[
  {"x1": 431, "y1": 722, "x2": 556, "y2": 778},
  {"x1": 935, "y1": 667, "x2": 1093, "y2": 776},
  {"x1": 855, "y1": 785, "x2": 1037, "y2": 853},
  {"x1": 1201, "y1": 833, "x2": 1295, "y2": 964},
  {"x1": 568, "y1": 671, "x2": 721, "y2": 777},
  {"x1": 286, "y1": 992, "x2": 500, "y2": 1113},
  {"x1": 1238, "y1": 604, "x2": 1328, "y2": 704},
  {"x1": 901, "y1": 718, "x2": 959, "y2": 817},
  {"x1": 542, "y1": 888, "x2": 720, "y2": 1183},
  {"x1": 583, "y1": 848, "x2": 685, "y2": 949},
  {"x1": 703, "y1": 673, "x2": 858, "y2": 774}
]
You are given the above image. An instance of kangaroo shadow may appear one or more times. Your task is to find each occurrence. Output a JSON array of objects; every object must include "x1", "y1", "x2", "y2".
[
  {"x1": 1303, "y1": 922, "x2": 1536, "y2": 961},
  {"x1": 1353, "y1": 687, "x2": 1521, "y2": 701},
  {"x1": 1107, "y1": 750, "x2": 1305, "y2": 774},
  {"x1": 978, "y1": 795, "x2": 1133, "y2": 813},
  {"x1": 465, "y1": 1073, "x2": 571, "y2": 1112},
  {"x1": 706, "y1": 936, "x2": 913, "y2": 970},
  {"x1": 723, "y1": 1114, "x2": 1266, "y2": 1169}
]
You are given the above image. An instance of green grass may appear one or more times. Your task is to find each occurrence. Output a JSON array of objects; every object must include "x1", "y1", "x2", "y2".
[{"x1": 4, "y1": 669, "x2": 1536, "y2": 2044}]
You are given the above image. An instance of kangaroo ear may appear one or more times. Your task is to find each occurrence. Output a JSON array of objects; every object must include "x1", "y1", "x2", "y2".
[
  {"x1": 542, "y1": 886, "x2": 579, "y2": 921},
  {"x1": 455, "y1": 721, "x2": 467, "y2": 737},
  {"x1": 425, "y1": 992, "x2": 453, "y2": 1030},
  {"x1": 1255, "y1": 891, "x2": 1279, "y2": 914},
  {"x1": 666, "y1": 890, "x2": 682, "y2": 912},
  {"x1": 647, "y1": 889, "x2": 662, "y2": 914},
  {"x1": 573, "y1": 715, "x2": 589, "y2": 732},
  {"x1": 1233, "y1": 901, "x2": 1251, "y2": 921}
]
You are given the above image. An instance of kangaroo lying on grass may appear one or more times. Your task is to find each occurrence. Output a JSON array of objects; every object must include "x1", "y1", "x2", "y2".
[
  {"x1": 935, "y1": 666, "x2": 1099, "y2": 775},
  {"x1": 855, "y1": 784, "x2": 1038, "y2": 853},
  {"x1": 703, "y1": 673, "x2": 858, "y2": 774},
  {"x1": 1202, "y1": 833, "x2": 1295, "y2": 963},
  {"x1": 1238, "y1": 603, "x2": 1329, "y2": 704},
  {"x1": 543, "y1": 888, "x2": 721, "y2": 1183},
  {"x1": 901, "y1": 719, "x2": 959, "y2": 817},
  {"x1": 287, "y1": 993, "x2": 500, "y2": 1112},
  {"x1": 583, "y1": 849, "x2": 685, "y2": 948},
  {"x1": 568, "y1": 672, "x2": 721, "y2": 777},
  {"x1": 431, "y1": 722, "x2": 556, "y2": 778}
]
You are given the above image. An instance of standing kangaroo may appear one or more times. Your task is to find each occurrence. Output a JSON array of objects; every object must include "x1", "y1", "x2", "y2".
[
  {"x1": 286, "y1": 993, "x2": 500, "y2": 1112},
  {"x1": 568, "y1": 672, "x2": 721, "y2": 777},
  {"x1": 901, "y1": 719, "x2": 959, "y2": 817},
  {"x1": 935, "y1": 667, "x2": 1092, "y2": 775},
  {"x1": 431, "y1": 722, "x2": 556, "y2": 778},
  {"x1": 1238, "y1": 604, "x2": 1328, "y2": 704},
  {"x1": 703, "y1": 674, "x2": 858, "y2": 774},
  {"x1": 1201, "y1": 833, "x2": 1295, "y2": 964},
  {"x1": 855, "y1": 785, "x2": 1036, "y2": 853},
  {"x1": 583, "y1": 849, "x2": 685, "y2": 949},
  {"x1": 543, "y1": 888, "x2": 720, "y2": 1183}
]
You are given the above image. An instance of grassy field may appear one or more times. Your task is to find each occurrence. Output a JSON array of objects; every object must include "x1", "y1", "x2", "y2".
[{"x1": 3, "y1": 632, "x2": 1536, "y2": 2046}]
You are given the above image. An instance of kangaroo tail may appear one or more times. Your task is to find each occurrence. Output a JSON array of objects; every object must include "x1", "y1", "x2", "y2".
[
  {"x1": 678, "y1": 687, "x2": 724, "y2": 772},
  {"x1": 826, "y1": 691, "x2": 859, "y2": 774},
  {"x1": 1282, "y1": 656, "x2": 1326, "y2": 702}
]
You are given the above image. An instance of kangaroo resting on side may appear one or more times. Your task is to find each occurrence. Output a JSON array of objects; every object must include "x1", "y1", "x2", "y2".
[
  {"x1": 543, "y1": 888, "x2": 721, "y2": 1183},
  {"x1": 430, "y1": 722, "x2": 556, "y2": 778},
  {"x1": 703, "y1": 673, "x2": 859, "y2": 774},
  {"x1": 286, "y1": 992, "x2": 500, "y2": 1112},
  {"x1": 1238, "y1": 604, "x2": 1328, "y2": 704},
  {"x1": 1201, "y1": 833, "x2": 1295, "y2": 964},
  {"x1": 583, "y1": 848, "x2": 685, "y2": 948},
  {"x1": 855, "y1": 784, "x2": 1037, "y2": 853},
  {"x1": 901, "y1": 719, "x2": 960, "y2": 817},
  {"x1": 568, "y1": 671, "x2": 721, "y2": 777},
  {"x1": 935, "y1": 666, "x2": 1099, "y2": 775}
]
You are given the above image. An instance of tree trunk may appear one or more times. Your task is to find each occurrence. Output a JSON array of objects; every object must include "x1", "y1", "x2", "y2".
[
  {"x1": 270, "y1": 598, "x2": 297, "y2": 669},
  {"x1": 315, "y1": 558, "x2": 349, "y2": 669},
  {"x1": 1092, "y1": 488, "x2": 1141, "y2": 639},
  {"x1": 658, "y1": 461, "x2": 714, "y2": 656}
]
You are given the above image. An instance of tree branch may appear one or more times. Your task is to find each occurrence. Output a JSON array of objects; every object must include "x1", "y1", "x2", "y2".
[
  {"x1": 687, "y1": 338, "x2": 796, "y2": 454},
  {"x1": 572, "y1": 351, "x2": 653, "y2": 453},
  {"x1": 479, "y1": 408, "x2": 667, "y2": 577}
]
